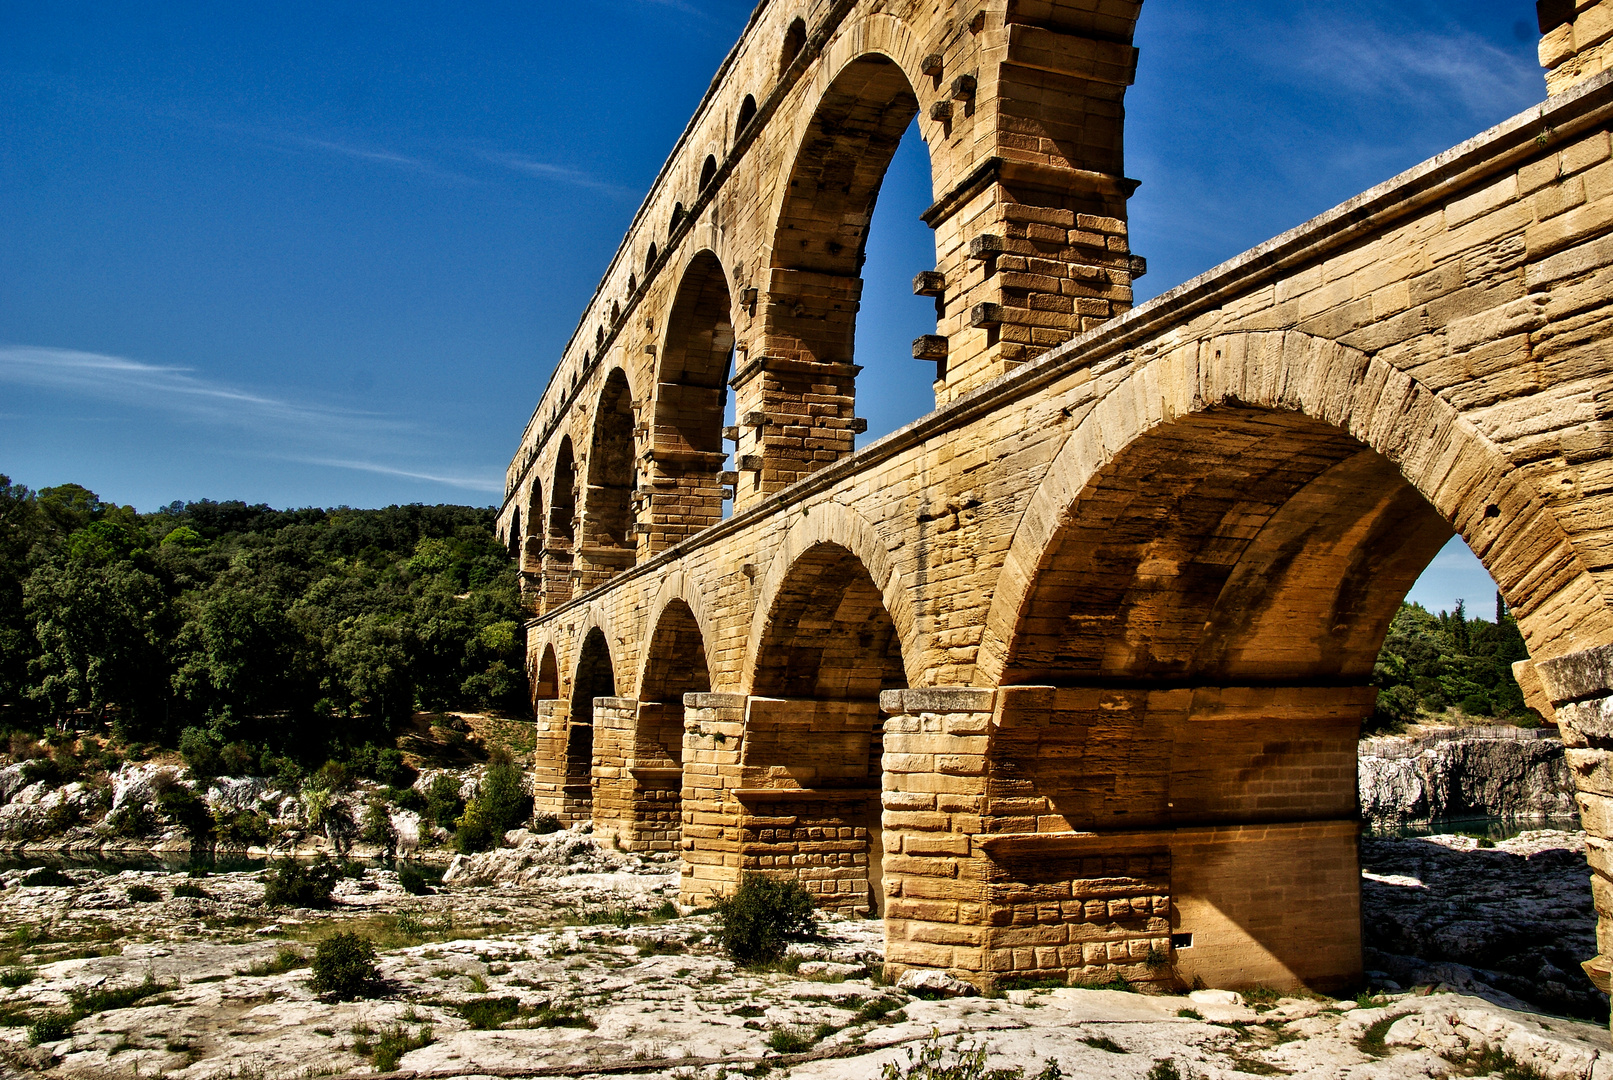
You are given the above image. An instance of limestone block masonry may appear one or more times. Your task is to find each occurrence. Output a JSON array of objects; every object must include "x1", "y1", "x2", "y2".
[{"x1": 501, "y1": 0, "x2": 1613, "y2": 1018}]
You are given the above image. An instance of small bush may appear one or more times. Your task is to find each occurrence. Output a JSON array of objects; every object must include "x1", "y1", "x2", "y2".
[
  {"x1": 530, "y1": 812, "x2": 562, "y2": 834},
  {"x1": 1145, "y1": 1063, "x2": 1181, "y2": 1080},
  {"x1": 0, "y1": 968, "x2": 34, "y2": 988},
  {"x1": 262, "y1": 857, "x2": 341, "y2": 908},
  {"x1": 309, "y1": 932, "x2": 378, "y2": 999},
  {"x1": 454, "y1": 749, "x2": 531, "y2": 853},
  {"x1": 712, "y1": 873, "x2": 818, "y2": 965},
  {"x1": 156, "y1": 785, "x2": 213, "y2": 842},
  {"x1": 425, "y1": 774, "x2": 464, "y2": 830},
  {"x1": 359, "y1": 799, "x2": 395, "y2": 849},
  {"x1": 1081, "y1": 1036, "x2": 1127, "y2": 1054},
  {"x1": 126, "y1": 883, "x2": 161, "y2": 903},
  {"x1": 527, "y1": 1002, "x2": 593, "y2": 1029},
  {"x1": 106, "y1": 803, "x2": 156, "y2": 838},
  {"x1": 388, "y1": 786, "x2": 427, "y2": 814},
  {"x1": 27, "y1": 1012, "x2": 73, "y2": 1046},
  {"x1": 455, "y1": 996, "x2": 519, "y2": 1030},
  {"x1": 397, "y1": 863, "x2": 436, "y2": 896},
  {"x1": 369, "y1": 1022, "x2": 432, "y2": 1071}
]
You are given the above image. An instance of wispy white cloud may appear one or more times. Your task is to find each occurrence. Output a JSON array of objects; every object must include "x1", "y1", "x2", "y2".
[
  {"x1": 483, "y1": 152, "x2": 636, "y2": 197},
  {"x1": 0, "y1": 346, "x2": 498, "y2": 492},
  {"x1": 1287, "y1": 20, "x2": 1539, "y2": 118},
  {"x1": 296, "y1": 457, "x2": 503, "y2": 493}
]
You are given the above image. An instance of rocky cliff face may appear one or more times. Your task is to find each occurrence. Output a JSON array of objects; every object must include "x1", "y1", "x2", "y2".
[{"x1": 1359, "y1": 730, "x2": 1577, "y2": 826}]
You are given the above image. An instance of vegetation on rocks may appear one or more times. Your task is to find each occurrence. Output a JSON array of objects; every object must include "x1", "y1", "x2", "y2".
[{"x1": 1368, "y1": 597, "x2": 1537, "y2": 735}]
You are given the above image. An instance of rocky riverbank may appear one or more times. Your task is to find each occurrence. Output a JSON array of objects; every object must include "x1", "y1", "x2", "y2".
[
  {"x1": 1359, "y1": 726, "x2": 1576, "y2": 827},
  {"x1": 0, "y1": 826, "x2": 1601, "y2": 1079}
]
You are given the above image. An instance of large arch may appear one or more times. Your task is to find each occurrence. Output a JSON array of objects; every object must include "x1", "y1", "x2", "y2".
[
  {"x1": 521, "y1": 480, "x2": 544, "y2": 601},
  {"x1": 956, "y1": 330, "x2": 1613, "y2": 996},
  {"x1": 735, "y1": 32, "x2": 944, "y2": 501},
  {"x1": 732, "y1": 539, "x2": 908, "y2": 914},
  {"x1": 578, "y1": 369, "x2": 637, "y2": 593},
  {"x1": 976, "y1": 330, "x2": 1613, "y2": 683},
  {"x1": 648, "y1": 250, "x2": 736, "y2": 550}
]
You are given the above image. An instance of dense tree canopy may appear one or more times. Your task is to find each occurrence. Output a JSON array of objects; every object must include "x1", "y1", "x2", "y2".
[
  {"x1": 0, "y1": 475, "x2": 528, "y2": 772},
  {"x1": 1369, "y1": 596, "x2": 1536, "y2": 734}
]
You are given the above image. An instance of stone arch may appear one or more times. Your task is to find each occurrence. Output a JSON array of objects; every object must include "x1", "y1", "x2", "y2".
[
  {"x1": 699, "y1": 154, "x2": 718, "y2": 192},
  {"x1": 561, "y1": 621, "x2": 617, "y2": 824},
  {"x1": 780, "y1": 16, "x2": 806, "y2": 75},
  {"x1": 506, "y1": 506, "x2": 521, "y2": 561},
  {"x1": 534, "y1": 642, "x2": 559, "y2": 702},
  {"x1": 578, "y1": 368, "x2": 638, "y2": 592},
  {"x1": 635, "y1": 568, "x2": 718, "y2": 698},
  {"x1": 645, "y1": 244, "x2": 658, "y2": 277},
  {"x1": 648, "y1": 249, "x2": 736, "y2": 550},
  {"x1": 761, "y1": 30, "x2": 938, "y2": 369},
  {"x1": 736, "y1": 94, "x2": 757, "y2": 139},
  {"x1": 960, "y1": 329, "x2": 1613, "y2": 996},
  {"x1": 976, "y1": 330, "x2": 1613, "y2": 686},
  {"x1": 542, "y1": 436, "x2": 578, "y2": 611},
  {"x1": 738, "y1": 529, "x2": 908, "y2": 915},
  {"x1": 522, "y1": 479, "x2": 544, "y2": 575},
  {"x1": 594, "y1": 592, "x2": 713, "y2": 852},
  {"x1": 742, "y1": 501, "x2": 922, "y2": 692}
]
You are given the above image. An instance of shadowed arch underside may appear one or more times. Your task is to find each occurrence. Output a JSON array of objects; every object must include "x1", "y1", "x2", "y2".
[{"x1": 579, "y1": 370, "x2": 637, "y2": 591}]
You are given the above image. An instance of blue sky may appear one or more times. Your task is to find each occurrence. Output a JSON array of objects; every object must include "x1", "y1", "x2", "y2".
[{"x1": 0, "y1": 0, "x2": 1544, "y2": 615}]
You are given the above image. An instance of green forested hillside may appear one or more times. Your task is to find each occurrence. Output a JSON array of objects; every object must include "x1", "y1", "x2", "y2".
[
  {"x1": 1369, "y1": 596, "x2": 1537, "y2": 734},
  {"x1": 0, "y1": 475, "x2": 526, "y2": 776}
]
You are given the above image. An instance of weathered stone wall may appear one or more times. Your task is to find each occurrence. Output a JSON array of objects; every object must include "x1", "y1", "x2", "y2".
[{"x1": 506, "y1": 0, "x2": 1613, "y2": 1007}]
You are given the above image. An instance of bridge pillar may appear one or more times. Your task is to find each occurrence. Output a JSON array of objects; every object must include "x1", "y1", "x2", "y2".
[
  {"x1": 539, "y1": 548, "x2": 573, "y2": 613},
  {"x1": 679, "y1": 693, "x2": 882, "y2": 913},
  {"x1": 592, "y1": 697, "x2": 684, "y2": 853},
  {"x1": 531, "y1": 699, "x2": 573, "y2": 823},
  {"x1": 1535, "y1": 646, "x2": 1613, "y2": 1008},
  {"x1": 882, "y1": 684, "x2": 1370, "y2": 994},
  {"x1": 879, "y1": 688, "x2": 997, "y2": 981},
  {"x1": 729, "y1": 352, "x2": 859, "y2": 511}
]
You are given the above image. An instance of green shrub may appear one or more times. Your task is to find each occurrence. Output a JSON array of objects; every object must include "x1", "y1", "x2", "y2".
[
  {"x1": 309, "y1": 932, "x2": 378, "y2": 999},
  {"x1": 213, "y1": 808, "x2": 272, "y2": 847},
  {"x1": 766, "y1": 1027, "x2": 815, "y2": 1054},
  {"x1": 244, "y1": 946, "x2": 306, "y2": 976},
  {"x1": 126, "y1": 883, "x2": 161, "y2": 903},
  {"x1": 425, "y1": 774, "x2": 464, "y2": 830},
  {"x1": 171, "y1": 882, "x2": 211, "y2": 900},
  {"x1": 1145, "y1": 1062, "x2": 1181, "y2": 1080},
  {"x1": 156, "y1": 785, "x2": 213, "y2": 842},
  {"x1": 0, "y1": 968, "x2": 34, "y2": 988},
  {"x1": 106, "y1": 802, "x2": 156, "y2": 837},
  {"x1": 711, "y1": 873, "x2": 818, "y2": 965},
  {"x1": 28, "y1": 1012, "x2": 72, "y2": 1045},
  {"x1": 178, "y1": 727, "x2": 224, "y2": 781},
  {"x1": 360, "y1": 799, "x2": 395, "y2": 849},
  {"x1": 387, "y1": 786, "x2": 426, "y2": 814},
  {"x1": 397, "y1": 862, "x2": 436, "y2": 896},
  {"x1": 453, "y1": 750, "x2": 531, "y2": 853},
  {"x1": 369, "y1": 1022, "x2": 432, "y2": 1070},
  {"x1": 530, "y1": 812, "x2": 562, "y2": 834},
  {"x1": 261, "y1": 857, "x2": 340, "y2": 908}
]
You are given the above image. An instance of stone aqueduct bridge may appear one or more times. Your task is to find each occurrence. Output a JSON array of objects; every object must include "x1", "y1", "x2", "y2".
[{"x1": 496, "y1": 0, "x2": 1613, "y2": 996}]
